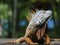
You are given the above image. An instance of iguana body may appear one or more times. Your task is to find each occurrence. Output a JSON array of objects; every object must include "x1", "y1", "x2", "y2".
[
  {"x1": 14, "y1": 10, "x2": 52, "y2": 44},
  {"x1": 4, "y1": 10, "x2": 52, "y2": 44}
]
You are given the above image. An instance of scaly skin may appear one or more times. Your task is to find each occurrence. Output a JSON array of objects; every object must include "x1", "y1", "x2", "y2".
[{"x1": 4, "y1": 10, "x2": 52, "y2": 44}]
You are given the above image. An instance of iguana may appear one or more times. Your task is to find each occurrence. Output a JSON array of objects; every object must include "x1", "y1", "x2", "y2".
[{"x1": 4, "y1": 10, "x2": 52, "y2": 45}]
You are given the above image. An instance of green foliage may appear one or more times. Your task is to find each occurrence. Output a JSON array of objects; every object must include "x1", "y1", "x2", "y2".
[
  {"x1": 19, "y1": 7, "x2": 30, "y2": 18},
  {"x1": 0, "y1": 3, "x2": 12, "y2": 20},
  {"x1": 0, "y1": 3, "x2": 8, "y2": 19},
  {"x1": 0, "y1": 0, "x2": 60, "y2": 38}
]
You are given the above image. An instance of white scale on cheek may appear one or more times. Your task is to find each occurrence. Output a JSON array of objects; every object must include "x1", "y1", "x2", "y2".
[{"x1": 35, "y1": 13, "x2": 45, "y2": 25}]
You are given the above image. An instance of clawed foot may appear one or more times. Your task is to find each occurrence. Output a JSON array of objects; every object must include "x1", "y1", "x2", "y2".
[
  {"x1": 3, "y1": 41, "x2": 20, "y2": 44},
  {"x1": 3, "y1": 41, "x2": 38, "y2": 45}
]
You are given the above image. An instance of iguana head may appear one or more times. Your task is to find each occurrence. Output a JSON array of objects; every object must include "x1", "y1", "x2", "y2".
[{"x1": 30, "y1": 10, "x2": 52, "y2": 25}]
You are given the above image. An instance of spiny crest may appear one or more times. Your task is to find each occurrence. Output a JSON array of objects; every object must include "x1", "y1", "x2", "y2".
[{"x1": 26, "y1": 9, "x2": 39, "y2": 22}]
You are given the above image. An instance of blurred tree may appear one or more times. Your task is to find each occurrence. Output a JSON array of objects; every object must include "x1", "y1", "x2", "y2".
[{"x1": 0, "y1": 0, "x2": 60, "y2": 38}]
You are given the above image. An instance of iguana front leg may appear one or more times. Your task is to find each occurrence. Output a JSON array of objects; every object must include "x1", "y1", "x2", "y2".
[
  {"x1": 14, "y1": 23, "x2": 36, "y2": 44},
  {"x1": 3, "y1": 37, "x2": 38, "y2": 44},
  {"x1": 45, "y1": 34, "x2": 51, "y2": 44},
  {"x1": 4, "y1": 22, "x2": 36, "y2": 44},
  {"x1": 13, "y1": 37, "x2": 38, "y2": 44}
]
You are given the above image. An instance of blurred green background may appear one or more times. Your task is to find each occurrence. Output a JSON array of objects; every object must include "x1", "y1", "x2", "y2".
[{"x1": 0, "y1": 0, "x2": 60, "y2": 38}]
